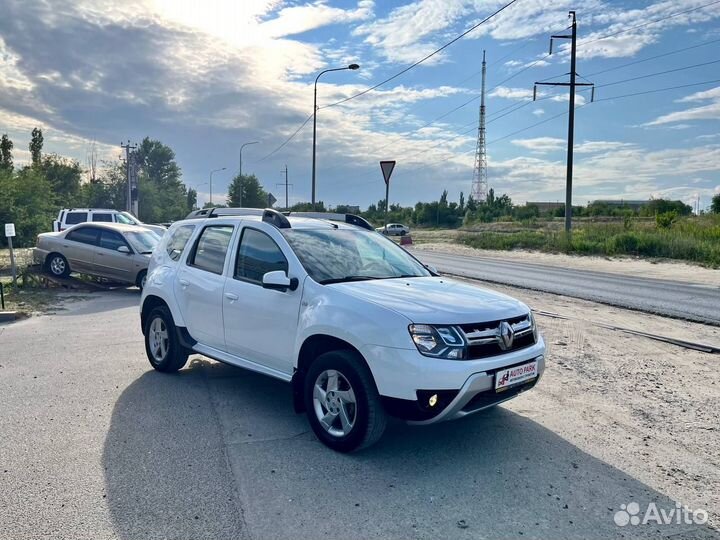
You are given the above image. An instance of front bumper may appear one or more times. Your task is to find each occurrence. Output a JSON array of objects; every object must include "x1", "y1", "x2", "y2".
[
  {"x1": 405, "y1": 355, "x2": 544, "y2": 425},
  {"x1": 362, "y1": 337, "x2": 545, "y2": 425}
]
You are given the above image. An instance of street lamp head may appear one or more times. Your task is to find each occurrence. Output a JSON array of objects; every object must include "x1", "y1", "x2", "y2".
[{"x1": 348, "y1": 63, "x2": 360, "y2": 70}]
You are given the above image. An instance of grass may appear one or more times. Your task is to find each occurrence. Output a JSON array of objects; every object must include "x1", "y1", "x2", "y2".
[{"x1": 455, "y1": 215, "x2": 720, "y2": 268}]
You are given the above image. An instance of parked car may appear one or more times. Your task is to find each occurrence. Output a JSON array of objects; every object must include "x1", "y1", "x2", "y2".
[
  {"x1": 35, "y1": 222, "x2": 160, "y2": 289},
  {"x1": 375, "y1": 223, "x2": 410, "y2": 236},
  {"x1": 52, "y1": 208, "x2": 167, "y2": 236},
  {"x1": 140, "y1": 208, "x2": 545, "y2": 452}
]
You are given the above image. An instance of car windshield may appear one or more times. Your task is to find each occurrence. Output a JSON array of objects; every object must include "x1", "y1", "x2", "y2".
[
  {"x1": 125, "y1": 230, "x2": 160, "y2": 254},
  {"x1": 117, "y1": 212, "x2": 139, "y2": 225},
  {"x1": 282, "y1": 228, "x2": 430, "y2": 284}
]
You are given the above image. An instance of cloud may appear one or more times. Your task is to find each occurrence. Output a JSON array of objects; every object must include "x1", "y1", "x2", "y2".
[
  {"x1": 511, "y1": 137, "x2": 565, "y2": 153},
  {"x1": 644, "y1": 85, "x2": 720, "y2": 126},
  {"x1": 259, "y1": 0, "x2": 374, "y2": 38},
  {"x1": 532, "y1": 108, "x2": 545, "y2": 116},
  {"x1": 489, "y1": 86, "x2": 533, "y2": 101}
]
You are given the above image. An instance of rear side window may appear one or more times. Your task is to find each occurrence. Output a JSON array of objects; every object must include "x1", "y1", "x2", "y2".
[
  {"x1": 66, "y1": 227, "x2": 98, "y2": 246},
  {"x1": 166, "y1": 225, "x2": 195, "y2": 262},
  {"x1": 188, "y1": 225, "x2": 234, "y2": 275},
  {"x1": 65, "y1": 212, "x2": 88, "y2": 225},
  {"x1": 99, "y1": 230, "x2": 128, "y2": 251},
  {"x1": 235, "y1": 228, "x2": 288, "y2": 283},
  {"x1": 92, "y1": 213, "x2": 113, "y2": 222}
]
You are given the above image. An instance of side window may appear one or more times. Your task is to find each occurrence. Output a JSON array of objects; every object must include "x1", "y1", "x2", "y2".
[
  {"x1": 65, "y1": 212, "x2": 88, "y2": 225},
  {"x1": 92, "y1": 213, "x2": 113, "y2": 222},
  {"x1": 66, "y1": 227, "x2": 99, "y2": 246},
  {"x1": 99, "y1": 230, "x2": 128, "y2": 251},
  {"x1": 235, "y1": 228, "x2": 288, "y2": 284},
  {"x1": 188, "y1": 225, "x2": 234, "y2": 275},
  {"x1": 165, "y1": 225, "x2": 195, "y2": 262}
]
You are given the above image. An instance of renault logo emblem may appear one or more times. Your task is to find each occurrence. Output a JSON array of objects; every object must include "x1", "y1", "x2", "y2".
[{"x1": 498, "y1": 321, "x2": 515, "y2": 350}]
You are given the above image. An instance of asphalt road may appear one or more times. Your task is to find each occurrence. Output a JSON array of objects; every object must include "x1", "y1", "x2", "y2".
[
  {"x1": 413, "y1": 250, "x2": 720, "y2": 326},
  {"x1": 1, "y1": 290, "x2": 716, "y2": 540}
]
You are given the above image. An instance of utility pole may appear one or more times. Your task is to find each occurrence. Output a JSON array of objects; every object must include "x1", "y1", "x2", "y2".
[
  {"x1": 120, "y1": 141, "x2": 137, "y2": 214},
  {"x1": 276, "y1": 165, "x2": 293, "y2": 209},
  {"x1": 533, "y1": 11, "x2": 594, "y2": 233}
]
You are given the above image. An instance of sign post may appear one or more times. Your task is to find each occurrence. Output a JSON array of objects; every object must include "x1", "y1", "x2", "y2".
[
  {"x1": 379, "y1": 160, "x2": 396, "y2": 233},
  {"x1": 5, "y1": 223, "x2": 17, "y2": 289},
  {"x1": 267, "y1": 192, "x2": 277, "y2": 207}
]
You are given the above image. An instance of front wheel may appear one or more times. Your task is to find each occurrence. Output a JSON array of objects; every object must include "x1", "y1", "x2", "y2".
[
  {"x1": 304, "y1": 350, "x2": 386, "y2": 452},
  {"x1": 136, "y1": 270, "x2": 147, "y2": 291},
  {"x1": 144, "y1": 306, "x2": 188, "y2": 372}
]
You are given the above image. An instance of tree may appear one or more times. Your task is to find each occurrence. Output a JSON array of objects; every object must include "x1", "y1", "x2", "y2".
[
  {"x1": 133, "y1": 137, "x2": 188, "y2": 222},
  {"x1": 30, "y1": 127, "x2": 43, "y2": 166},
  {"x1": 187, "y1": 188, "x2": 197, "y2": 211},
  {"x1": 227, "y1": 174, "x2": 268, "y2": 208},
  {"x1": 0, "y1": 134, "x2": 13, "y2": 171},
  {"x1": 42, "y1": 154, "x2": 82, "y2": 206},
  {"x1": 711, "y1": 193, "x2": 720, "y2": 214}
]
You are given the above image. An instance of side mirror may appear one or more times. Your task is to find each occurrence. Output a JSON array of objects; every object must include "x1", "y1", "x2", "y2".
[
  {"x1": 117, "y1": 245, "x2": 131, "y2": 254},
  {"x1": 262, "y1": 270, "x2": 298, "y2": 292}
]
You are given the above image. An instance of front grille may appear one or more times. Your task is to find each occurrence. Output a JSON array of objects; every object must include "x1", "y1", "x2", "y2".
[{"x1": 460, "y1": 314, "x2": 536, "y2": 359}]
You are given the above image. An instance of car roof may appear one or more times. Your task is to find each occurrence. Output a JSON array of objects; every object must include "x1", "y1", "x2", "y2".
[
  {"x1": 65, "y1": 222, "x2": 148, "y2": 233},
  {"x1": 63, "y1": 208, "x2": 119, "y2": 212}
]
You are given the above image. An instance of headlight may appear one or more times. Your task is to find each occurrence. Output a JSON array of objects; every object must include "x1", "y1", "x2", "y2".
[
  {"x1": 408, "y1": 324, "x2": 467, "y2": 359},
  {"x1": 529, "y1": 311, "x2": 538, "y2": 341}
]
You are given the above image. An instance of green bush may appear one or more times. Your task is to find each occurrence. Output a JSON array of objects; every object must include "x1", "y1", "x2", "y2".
[{"x1": 655, "y1": 211, "x2": 677, "y2": 229}]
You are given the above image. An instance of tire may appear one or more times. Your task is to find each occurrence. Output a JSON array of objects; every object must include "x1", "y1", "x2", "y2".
[
  {"x1": 46, "y1": 253, "x2": 70, "y2": 278},
  {"x1": 143, "y1": 306, "x2": 188, "y2": 373},
  {"x1": 136, "y1": 270, "x2": 147, "y2": 291},
  {"x1": 400, "y1": 230, "x2": 407, "y2": 236},
  {"x1": 382, "y1": 230, "x2": 388, "y2": 235},
  {"x1": 304, "y1": 350, "x2": 386, "y2": 452}
]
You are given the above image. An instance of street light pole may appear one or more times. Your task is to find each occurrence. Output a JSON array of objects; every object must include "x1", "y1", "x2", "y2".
[
  {"x1": 209, "y1": 167, "x2": 226, "y2": 206},
  {"x1": 239, "y1": 141, "x2": 259, "y2": 207},
  {"x1": 311, "y1": 63, "x2": 360, "y2": 206}
]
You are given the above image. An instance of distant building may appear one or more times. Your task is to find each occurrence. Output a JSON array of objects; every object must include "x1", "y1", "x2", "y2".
[
  {"x1": 591, "y1": 200, "x2": 650, "y2": 209},
  {"x1": 526, "y1": 201, "x2": 564, "y2": 213}
]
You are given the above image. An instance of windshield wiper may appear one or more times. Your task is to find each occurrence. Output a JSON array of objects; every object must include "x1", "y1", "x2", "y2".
[{"x1": 319, "y1": 275, "x2": 383, "y2": 285}]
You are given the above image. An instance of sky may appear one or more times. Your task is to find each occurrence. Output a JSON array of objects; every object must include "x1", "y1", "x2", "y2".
[{"x1": 0, "y1": 0, "x2": 719, "y2": 210}]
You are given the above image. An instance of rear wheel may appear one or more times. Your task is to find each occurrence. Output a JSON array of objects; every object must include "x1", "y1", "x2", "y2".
[
  {"x1": 144, "y1": 306, "x2": 188, "y2": 372},
  {"x1": 400, "y1": 230, "x2": 407, "y2": 236},
  {"x1": 304, "y1": 350, "x2": 386, "y2": 452},
  {"x1": 46, "y1": 253, "x2": 70, "y2": 278}
]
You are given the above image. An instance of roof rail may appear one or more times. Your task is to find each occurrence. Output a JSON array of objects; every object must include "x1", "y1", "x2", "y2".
[
  {"x1": 284, "y1": 212, "x2": 374, "y2": 231},
  {"x1": 184, "y1": 207, "x2": 291, "y2": 228}
]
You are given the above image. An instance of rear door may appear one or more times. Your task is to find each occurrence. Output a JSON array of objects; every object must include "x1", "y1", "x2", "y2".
[
  {"x1": 91, "y1": 212, "x2": 114, "y2": 223},
  {"x1": 63, "y1": 226, "x2": 100, "y2": 272},
  {"x1": 94, "y1": 229, "x2": 135, "y2": 282},
  {"x1": 174, "y1": 223, "x2": 235, "y2": 351}
]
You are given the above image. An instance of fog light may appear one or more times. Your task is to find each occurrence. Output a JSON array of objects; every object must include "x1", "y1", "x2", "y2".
[{"x1": 428, "y1": 394, "x2": 438, "y2": 407}]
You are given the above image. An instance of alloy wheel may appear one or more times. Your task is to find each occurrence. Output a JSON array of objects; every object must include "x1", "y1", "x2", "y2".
[
  {"x1": 50, "y1": 256, "x2": 65, "y2": 276},
  {"x1": 313, "y1": 369, "x2": 357, "y2": 437},
  {"x1": 148, "y1": 317, "x2": 169, "y2": 362}
]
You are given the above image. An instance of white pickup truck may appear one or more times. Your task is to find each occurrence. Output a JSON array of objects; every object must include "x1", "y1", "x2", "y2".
[{"x1": 140, "y1": 208, "x2": 545, "y2": 452}]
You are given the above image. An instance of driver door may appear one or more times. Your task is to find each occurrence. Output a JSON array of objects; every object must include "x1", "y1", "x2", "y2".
[
  {"x1": 223, "y1": 226, "x2": 302, "y2": 377},
  {"x1": 94, "y1": 229, "x2": 135, "y2": 281}
]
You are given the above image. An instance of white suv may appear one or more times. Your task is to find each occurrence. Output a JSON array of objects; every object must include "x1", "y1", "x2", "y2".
[
  {"x1": 140, "y1": 209, "x2": 545, "y2": 452},
  {"x1": 53, "y1": 208, "x2": 166, "y2": 236}
]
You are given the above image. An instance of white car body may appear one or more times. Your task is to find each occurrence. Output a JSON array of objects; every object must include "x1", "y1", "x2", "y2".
[
  {"x1": 376, "y1": 223, "x2": 410, "y2": 236},
  {"x1": 140, "y1": 211, "x2": 545, "y2": 449},
  {"x1": 53, "y1": 208, "x2": 166, "y2": 236}
]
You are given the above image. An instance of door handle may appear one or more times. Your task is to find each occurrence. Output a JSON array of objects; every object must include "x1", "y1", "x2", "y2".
[
  {"x1": 179, "y1": 279, "x2": 190, "y2": 288},
  {"x1": 224, "y1": 292, "x2": 239, "y2": 301}
]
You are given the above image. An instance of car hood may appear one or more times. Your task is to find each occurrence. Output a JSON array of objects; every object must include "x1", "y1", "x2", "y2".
[{"x1": 329, "y1": 276, "x2": 528, "y2": 324}]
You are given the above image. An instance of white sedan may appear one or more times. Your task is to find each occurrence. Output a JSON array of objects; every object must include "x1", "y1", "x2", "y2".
[{"x1": 376, "y1": 223, "x2": 410, "y2": 236}]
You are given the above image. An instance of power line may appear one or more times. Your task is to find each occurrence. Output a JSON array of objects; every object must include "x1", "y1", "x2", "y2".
[
  {"x1": 594, "y1": 78, "x2": 720, "y2": 102},
  {"x1": 255, "y1": 112, "x2": 313, "y2": 163},
  {"x1": 319, "y1": 0, "x2": 521, "y2": 110},
  {"x1": 594, "y1": 59, "x2": 720, "y2": 90},
  {"x1": 577, "y1": 0, "x2": 720, "y2": 47}
]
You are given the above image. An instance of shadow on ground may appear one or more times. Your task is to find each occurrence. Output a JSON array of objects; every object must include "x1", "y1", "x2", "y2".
[{"x1": 103, "y1": 359, "x2": 717, "y2": 540}]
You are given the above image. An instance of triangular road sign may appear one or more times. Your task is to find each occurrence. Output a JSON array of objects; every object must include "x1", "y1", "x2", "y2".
[
  {"x1": 267, "y1": 193, "x2": 277, "y2": 206},
  {"x1": 380, "y1": 160, "x2": 396, "y2": 185}
]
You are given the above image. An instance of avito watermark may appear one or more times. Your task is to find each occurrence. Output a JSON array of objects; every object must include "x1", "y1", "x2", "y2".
[{"x1": 614, "y1": 501, "x2": 708, "y2": 527}]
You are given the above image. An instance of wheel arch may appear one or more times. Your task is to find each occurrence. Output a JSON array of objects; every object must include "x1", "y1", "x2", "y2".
[{"x1": 292, "y1": 334, "x2": 372, "y2": 414}]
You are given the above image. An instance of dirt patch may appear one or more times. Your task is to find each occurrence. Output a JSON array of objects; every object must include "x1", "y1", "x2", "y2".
[{"x1": 470, "y1": 280, "x2": 720, "y2": 528}]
